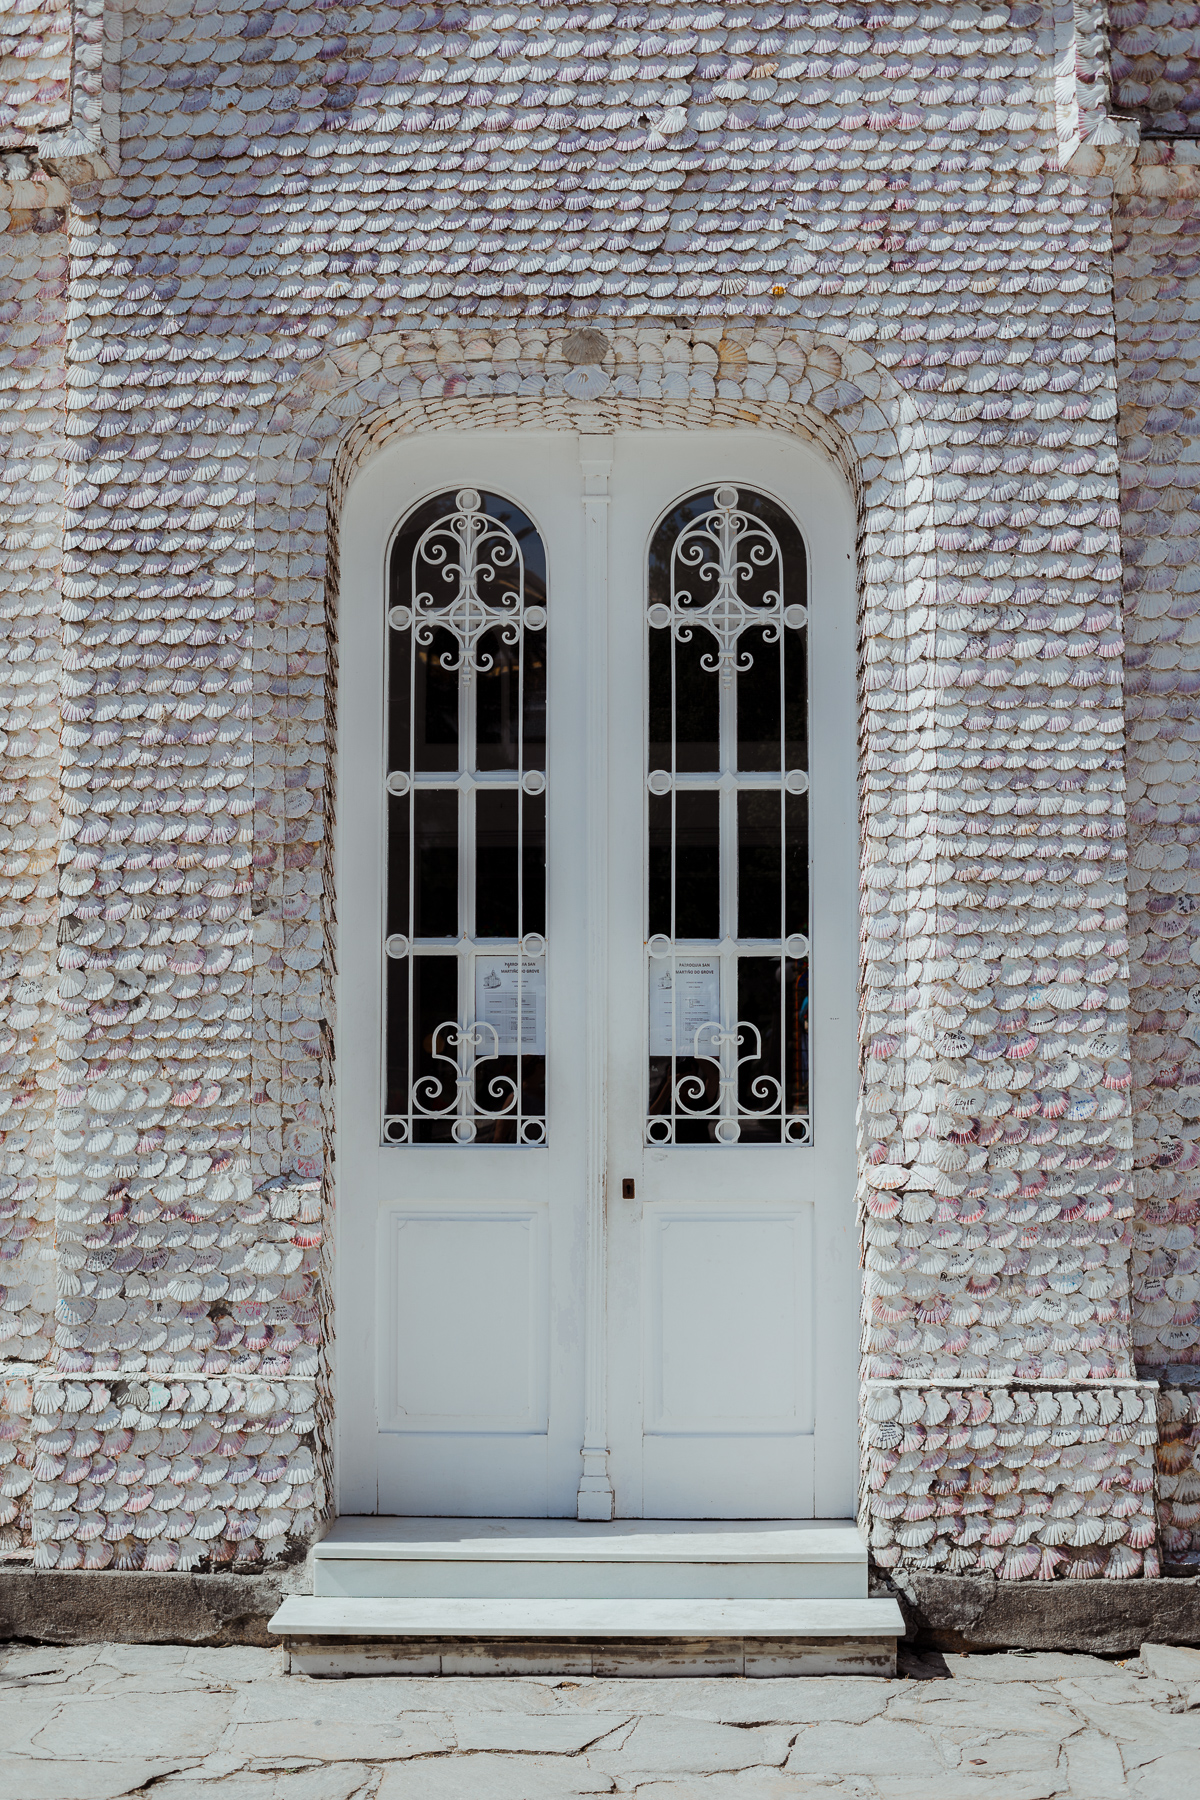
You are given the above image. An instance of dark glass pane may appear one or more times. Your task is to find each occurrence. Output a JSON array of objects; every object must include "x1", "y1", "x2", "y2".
[
  {"x1": 736, "y1": 956, "x2": 784, "y2": 1143},
  {"x1": 785, "y1": 956, "x2": 810, "y2": 1120},
  {"x1": 411, "y1": 955, "x2": 459, "y2": 1143},
  {"x1": 648, "y1": 626, "x2": 672, "y2": 775},
  {"x1": 738, "y1": 791, "x2": 782, "y2": 939},
  {"x1": 785, "y1": 628, "x2": 808, "y2": 774},
  {"x1": 485, "y1": 491, "x2": 548, "y2": 596},
  {"x1": 675, "y1": 790, "x2": 721, "y2": 939},
  {"x1": 386, "y1": 794, "x2": 410, "y2": 939},
  {"x1": 414, "y1": 630, "x2": 459, "y2": 772},
  {"x1": 476, "y1": 630, "x2": 521, "y2": 772},
  {"x1": 673, "y1": 633, "x2": 721, "y2": 772},
  {"x1": 648, "y1": 490, "x2": 712, "y2": 610},
  {"x1": 737, "y1": 625, "x2": 782, "y2": 772},
  {"x1": 523, "y1": 627, "x2": 547, "y2": 772},
  {"x1": 649, "y1": 629, "x2": 721, "y2": 774},
  {"x1": 384, "y1": 956, "x2": 410, "y2": 1135},
  {"x1": 414, "y1": 790, "x2": 458, "y2": 938},
  {"x1": 387, "y1": 627, "x2": 412, "y2": 775},
  {"x1": 648, "y1": 792, "x2": 671, "y2": 939},
  {"x1": 476, "y1": 788, "x2": 518, "y2": 939},
  {"x1": 522, "y1": 790, "x2": 546, "y2": 937},
  {"x1": 785, "y1": 793, "x2": 809, "y2": 939}
]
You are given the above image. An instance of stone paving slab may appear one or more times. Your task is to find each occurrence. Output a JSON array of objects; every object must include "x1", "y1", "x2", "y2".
[{"x1": 2, "y1": 1642, "x2": 1200, "y2": 1798}]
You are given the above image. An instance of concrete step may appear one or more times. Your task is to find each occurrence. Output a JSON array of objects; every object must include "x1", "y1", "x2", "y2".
[
  {"x1": 310, "y1": 1517, "x2": 869, "y2": 1600},
  {"x1": 269, "y1": 1594, "x2": 905, "y2": 1677}
]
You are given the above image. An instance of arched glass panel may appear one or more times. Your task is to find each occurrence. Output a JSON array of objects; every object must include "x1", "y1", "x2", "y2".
[
  {"x1": 382, "y1": 488, "x2": 547, "y2": 1145},
  {"x1": 645, "y1": 485, "x2": 810, "y2": 1145}
]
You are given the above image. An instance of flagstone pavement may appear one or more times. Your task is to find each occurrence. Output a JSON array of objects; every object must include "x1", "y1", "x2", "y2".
[{"x1": 2, "y1": 1640, "x2": 1200, "y2": 1799}]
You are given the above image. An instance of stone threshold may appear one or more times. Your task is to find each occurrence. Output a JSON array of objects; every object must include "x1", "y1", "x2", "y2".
[
  {"x1": 2, "y1": 1567, "x2": 1199, "y2": 1656},
  {"x1": 281, "y1": 1632, "x2": 895, "y2": 1678}
]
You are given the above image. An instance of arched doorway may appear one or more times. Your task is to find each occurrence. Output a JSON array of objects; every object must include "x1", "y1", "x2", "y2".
[{"x1": 335, "y1": 426, "x2": 859, "y2": 1521}]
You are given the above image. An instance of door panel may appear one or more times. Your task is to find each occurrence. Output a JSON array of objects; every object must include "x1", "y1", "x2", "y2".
[
  {"x1": 338, "y1": 434, "x2": 588, "y2": 1518},
  {"x1": 606, "y1": 431, "x2": 859, "y2": 1519},
  {"x1": 380, "y1": 1208, "x2": 548, "y2": 1431},
  {"x1": 643, "y1": 1208, "x2": 811, "y2": 1431}
]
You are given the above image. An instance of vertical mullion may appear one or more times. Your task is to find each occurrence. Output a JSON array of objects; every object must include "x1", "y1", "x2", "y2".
[
  {"x1": 721, "y1": 657, "x2": 737, "y2": 1130},
  {"x1": 779, "y1": 616, "x2": 787, "y2": 1140},
  {"x1": 516, "y1": 619, "x2": 525, "y2": 1136},
  {"x1": 669, "y1": 630, "x2": 677, "y2": 1129},
  {"x1": 407, "y1": 620, "x2": 418, "y2": 1138},
  {"x1": 460, "y1": 655, "x2": 475, "y2": 1131}
]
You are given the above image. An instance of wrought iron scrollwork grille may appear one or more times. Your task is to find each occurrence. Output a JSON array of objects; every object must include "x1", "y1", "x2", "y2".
[
  {"x1": 382, "y1": 488, "x2": 548, "y2": 1146},
  {"x1": 646, "y1": 485, "x2": 811, "y2": 1146}
]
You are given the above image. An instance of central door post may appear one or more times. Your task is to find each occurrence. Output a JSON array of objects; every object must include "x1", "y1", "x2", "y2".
[{"x1": 577, "y1": 431, "x2": 616, "y2": 1521}]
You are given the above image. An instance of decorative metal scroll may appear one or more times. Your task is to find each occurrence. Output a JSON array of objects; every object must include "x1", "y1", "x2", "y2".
[
  {"x1": 647, "y1": 484, "x2": 807, "y2": 688},
  {"x1": 645, "y1": 483, "x2": 810, "y2": 1147},
  {"x1": 673, "y1": 1019, "x2": 782, "y2": 1146},
  {"x1": 383, "y1": 487, "x2": 548, "y2": 1147},
  {"x1": 386, "y1": 1019, "x2": 544, "y2": 1147},
  {"x1": 388, "y1": 487, "x2": 547, "y2": 679}
]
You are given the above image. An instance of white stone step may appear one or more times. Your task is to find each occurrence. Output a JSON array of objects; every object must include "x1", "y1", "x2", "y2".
[
  {"x1": 271, "y1": 1593, "x2": 904, "y2": 1642},
  {"x1": 311, "y1": 1517, "x2": 868, "y2": 1600}
]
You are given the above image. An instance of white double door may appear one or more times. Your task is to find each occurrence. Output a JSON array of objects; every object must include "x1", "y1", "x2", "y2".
[{"x1": 338, "y1": 427, "x2": 858, "y2": 1520}]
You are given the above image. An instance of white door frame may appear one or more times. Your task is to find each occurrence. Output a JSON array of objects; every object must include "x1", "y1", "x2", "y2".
[{"x1": 334, "y1": 422, "x2": 860, "y2": 1521}]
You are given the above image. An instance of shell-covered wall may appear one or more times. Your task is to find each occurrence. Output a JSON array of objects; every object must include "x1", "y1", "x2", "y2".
[
  {"x1": 862, "y1": 1382, "x2": 1159, "y2": 1580},
  {"x1": 0, "y1": 0, "x2": 1197, "y2": 1581},
  {"x1": 1115, "y1": 144, "x2": 1200, "y2": 1566},
  {"x1": 1113, "y1": 3, "x2": 1200, "y2": 137},
  {"x1": 0, "y1": 200, "x2": 65, "y2": 1554},
  {"x1": 0, "y1": 0, "x2": 70, "y2": 149}
]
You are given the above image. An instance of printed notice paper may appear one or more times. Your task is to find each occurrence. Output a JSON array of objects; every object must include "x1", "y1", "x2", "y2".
[
  {"x1": 649, "y1": 956, "x2": 721, "y2": 1056},
  {"x1": 474, "y1": 956, "x2": 546, "y2": 1055}
]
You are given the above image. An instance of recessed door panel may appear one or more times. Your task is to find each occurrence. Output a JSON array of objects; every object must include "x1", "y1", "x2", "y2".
[
  {"x1": 644, "y1": 1208, "x2": 812, "y2": 1434},
  {"x1": 380, "y1": 1208, "x2": 548, "y2": 1432}
]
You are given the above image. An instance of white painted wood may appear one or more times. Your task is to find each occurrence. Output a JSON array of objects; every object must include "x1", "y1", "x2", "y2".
[
  {"x1": 379, "y1": 1209, "x2": 548, "y2": 1432},
  {"x1": 337, "y1": 427, "x2": 858, "y2": 1524},
  {"x1": 577, "y1": 433, "x2": 615, "y2": 1522},
  {"x1": 271, "y1": 1594, "x2": 905, "y2": 1639},
  {"x1": 606, "y1": 432, "x2": 859, "y2": 1519},
  {"x1": 337, "y1": 434, "x2": 592, "y2": 1517},
  {"x1": 642, "y1": 1210, "x2": 811, "y2": 1432}
]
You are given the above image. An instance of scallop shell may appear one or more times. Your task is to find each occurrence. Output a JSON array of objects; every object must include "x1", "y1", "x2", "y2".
[
  {"x1": 1068, "y1": 1546, "x2": 1107, "y2": 1580},
  {"x1": 1000, "y1": 1542, "x2": 1041, "y2": 1580},
  {"x1": 1104, "y1": 1543, "x2": 1142, "y2": 1580}
]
